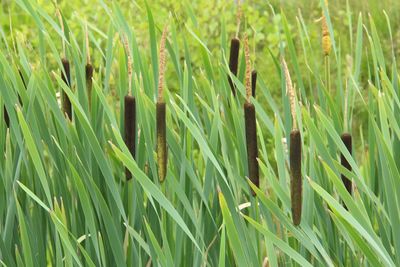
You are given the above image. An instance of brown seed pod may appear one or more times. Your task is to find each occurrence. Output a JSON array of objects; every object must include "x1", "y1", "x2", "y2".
[
  {"x1": 156, "y1": 101, "x2": 167, "y2": 182},
  {"x1": 340, "y1": 133, "x2": 353, "y2": 195},
  {"x1": 228, "y1": 37, "x2": 240, "y2": 96},
  {"x1": 251, "y1": 70, "x2": 257, "y2": 97},
  {"x1": 61, "y1": 58, "x2": 72, "y2": 120},
  {"x1": 244, "y1": 102, "x2": 259, "y2": 195},
  {"x1": 124, "y1": 95, "x2": 136, "y2": 180},
  {"x1": 290, "y1": 130, "x2": 302, "y2": 226},
  {"x1": 85, "y1": 63, "x2": 93, "y2": 108}
]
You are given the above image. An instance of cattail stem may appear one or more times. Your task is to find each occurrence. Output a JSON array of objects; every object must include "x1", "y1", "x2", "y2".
[
  {"x1": 61, "y1": 58, "x2": 72, "y2": 120},
  {"x1": 251, "y1": 70, "x2": 257, "y2": 97},
  {"x1": 290, "y1": 130, "x2": 302, "y2": 226},
  {"x1": 244, "y1": 102, "x2": 259, "y2": 195},
  {"x1": 85, "y1": 63, "x2": 93, "y2": 109},
  {"x1": 124, "y1": 95, "x2": 136, "y2": 180},
  {"x1": 228, "y1": 38, "x2": 240, "y2": 96},
  {"x1": 156, "y1": 102, "x2": 167, "y2": 182},
  {"x1": 340, "y1": 133, "x2": 353, "y2": 195}
]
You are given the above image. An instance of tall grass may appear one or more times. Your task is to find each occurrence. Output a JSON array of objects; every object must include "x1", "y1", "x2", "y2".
[{"x1": 0, "y1": 0, "x2": 400, "y2": 266}]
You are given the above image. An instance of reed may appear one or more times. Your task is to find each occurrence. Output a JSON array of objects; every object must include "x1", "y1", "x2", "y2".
[
  {"x1": 157, "y1": 26, "x2": 168, "y2": 182},
  {"x1": 243, "y1": 34, "x2": 259, "y2": 195},
  {"x1": 282, "y1": 58, "x2": 302, "y2": 225}
]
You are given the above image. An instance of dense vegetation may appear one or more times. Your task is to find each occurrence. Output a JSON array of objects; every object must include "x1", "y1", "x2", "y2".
[{"x1": 1, "y1": 0, "x2": 400, "y2": 266}]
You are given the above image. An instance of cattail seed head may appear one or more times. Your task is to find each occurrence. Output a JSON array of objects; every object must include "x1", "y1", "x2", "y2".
[
  {"x1": 251, "y1": 70, "x2": 257, "y2": 97},
  {"x1": 340, "y1": 133, "x2": 353, "y2": 195},
  {"x1": 244, "y1": 102, "x2": 259, "y2": 195},
  {"x1": 124, "y1": 95, "x2": 136, "y2": 180},
  {"x1": 228, "y1": 37, "x2": 240, "y2": 96},
  {"x1": 156, "y1": 102, "x2": 167, "y2": 182},
  {"x1": 61, "y1": 58, "x2": 72, "y2": 120},
  {"x1": 290, "y1": 130, "x2": 302, "y2": 226},
  {"x1": 244, "y1": 34, "x2": 252, "y2": 103}
]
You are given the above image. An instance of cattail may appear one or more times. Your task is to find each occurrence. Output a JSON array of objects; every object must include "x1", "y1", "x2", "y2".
[
  {"x1": 340, "y1": 133, "x2": 353, "y2": 195},
  {"x1": 227, "y1": 38, "x2": 240, "y2": 96},
  {"x1": 321, "y1": 0, "x2": 331, "y2": 56},
  {"x1": 124, "y1": 95, "x2": 136, "y2": 180},
  {"x1": 157, "y1": 26, "x2": 168, "y2": 182},
  {"x1": 290, "y1": 130, "x2": 302, "y2": 225},
  {"x1": 243, "y1": 34, "x2": 259, "y2": 195},
  {"x1": 282, "y1": 57, "x2": 302, "y2": 225},
  {"x1": 61, "y1": 58, "x2": 72, "y2": 120},
  {"x1": 251, "y1": 70, "x2": 257, "y2": 97},
  {"x1": 122, "y1": 33, "x2": 136, "y2": 180}
]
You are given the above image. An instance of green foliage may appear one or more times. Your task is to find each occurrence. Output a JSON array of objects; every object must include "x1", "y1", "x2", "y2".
[{"x1": 1, "y1": 0, "x2": 400, "y2": 266}]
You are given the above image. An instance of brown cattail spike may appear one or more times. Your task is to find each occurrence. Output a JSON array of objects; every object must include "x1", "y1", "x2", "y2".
[
  {"x1": 290, "y1": 130, "x2": 302, "y2": 226},
  {"x1": 86, "y1": 64, "x2": 93, "y2": 108},
  {"x1": 61, "y1": 58, "x2": 72, "y2": 120},
  {"x1": 124, "y1": 95, "x2": 136, "y2": 180},
  {"x1": 340, "y1": 133, "x2": 353, "y2": 195},
  {"x1": 156, "y1": 102, "x2": 167, "y2": 182},
  {"x1": 228, "y1": 38, "x2": 240, "y2": 96},
  {"x1": 244, "y1": 102, "x2": 259, "y2": 195},
  {"x1": 251, "y1": 70, "x2": 257, "y2": 97}
]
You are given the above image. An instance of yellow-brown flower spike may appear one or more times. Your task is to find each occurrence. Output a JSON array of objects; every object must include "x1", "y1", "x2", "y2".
[{"x1": 321, "y1": 0, "x2": 331, "y2": 56}]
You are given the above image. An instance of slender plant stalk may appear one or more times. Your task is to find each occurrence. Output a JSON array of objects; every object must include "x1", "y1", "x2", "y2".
[
  {"x1": 282, "y1": 58, "x2": 302, "y2": 225},
  {"x1": 157, "y1": 26, "x2": 168, "y2": 182},
  {"x1": 243, "y1": 34, "x2": 259, "y2": 195}
]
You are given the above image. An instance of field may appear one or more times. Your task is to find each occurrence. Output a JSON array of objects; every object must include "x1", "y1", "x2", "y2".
[{"x1": 1, "y1": 0, "x2": 400, "y2": 266}]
